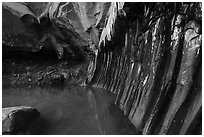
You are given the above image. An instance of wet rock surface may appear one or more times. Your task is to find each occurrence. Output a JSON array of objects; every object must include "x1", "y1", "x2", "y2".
[
  {"x1": 2, "y1": 106, "x2": 40, "y2": 135},
  {"x1": 2, "y1": 2, "x2": 202, "y2": 135},
  {"x1": 88, "y1": 2, "x2": 202, "y2": 135},
  {"x1": 2, "y1": 48, "x2": 89, "y2": 86}
]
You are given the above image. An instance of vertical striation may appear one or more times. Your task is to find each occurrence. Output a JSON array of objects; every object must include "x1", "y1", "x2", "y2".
[{"x1": 89, "y1": 2, "x2": 202, "y2": 135}]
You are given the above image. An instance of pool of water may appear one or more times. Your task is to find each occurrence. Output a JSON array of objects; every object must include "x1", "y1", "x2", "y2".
[{"x1": 2, "y1": 86, "x2": 139, "y2": 135}]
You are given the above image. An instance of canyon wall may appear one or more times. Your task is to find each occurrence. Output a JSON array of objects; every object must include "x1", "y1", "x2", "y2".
[
  {"x1": 89, "y1": 3, "x2": 202, "y2": 134},
  {"x1": 2, "y1": 2, "x2": 202, "y2": 134}
]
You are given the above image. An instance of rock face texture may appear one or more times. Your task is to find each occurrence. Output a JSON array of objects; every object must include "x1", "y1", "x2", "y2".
[
  {"x1": 2, "y1": 2, "x2": 92, "y2": 86},
  {"x1": 2, "y1": 106, "x2": 40, "y2": 134},
  {"x1": 88, "y1": 2, "x2": 202, "y2": 135},
  {"x1": 2, "y1": 2, "x2": 119, "y2": 86},
  {"x1": 2, "y1": 2, "x2": 202, "y2": 135}
]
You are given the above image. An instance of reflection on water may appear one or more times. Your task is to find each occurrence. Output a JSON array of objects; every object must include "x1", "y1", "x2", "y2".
[{"x1": 2, "y1": 86, "x2": 139, "y2": 135}]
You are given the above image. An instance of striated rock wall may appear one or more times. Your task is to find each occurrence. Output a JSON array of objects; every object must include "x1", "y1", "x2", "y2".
[
  {"x1": 2, "y1": 2, "x2": 202, "y2": 134},
  {"x1": 89, "y1": 3, "x2": 202, "y2": 135}
]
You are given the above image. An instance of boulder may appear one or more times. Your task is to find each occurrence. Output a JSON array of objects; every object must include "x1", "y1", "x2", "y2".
[{"x1": 2, "y1": 106, "x2": 40, "y2": 134}]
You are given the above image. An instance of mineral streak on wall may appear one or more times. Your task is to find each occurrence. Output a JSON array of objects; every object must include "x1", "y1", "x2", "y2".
[{"x1": 88, "y1": 3, "x2": 202, "y2": 135}]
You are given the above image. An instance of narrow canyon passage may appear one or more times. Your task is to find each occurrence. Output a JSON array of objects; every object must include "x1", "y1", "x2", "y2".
[{"x1": 2, "y1": 2, "x2": 202, "y2": 135}]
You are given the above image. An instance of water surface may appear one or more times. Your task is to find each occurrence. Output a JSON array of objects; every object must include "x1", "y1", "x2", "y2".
[{"x1": 2, "y1": 86, "x2": 138, "y2": 135}]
